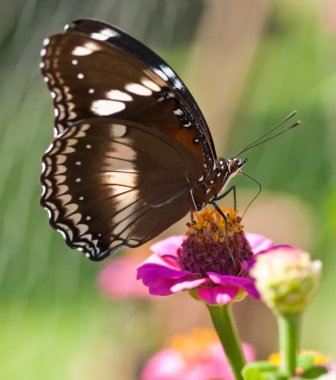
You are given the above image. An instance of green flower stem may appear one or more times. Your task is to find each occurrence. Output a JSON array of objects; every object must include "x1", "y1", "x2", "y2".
[
  {"x1": 278, "y1": 313, "x2": 301, "y2": 377},
  {"x1": 207, "y1": 304, "x2": 245, "y2": 380}
]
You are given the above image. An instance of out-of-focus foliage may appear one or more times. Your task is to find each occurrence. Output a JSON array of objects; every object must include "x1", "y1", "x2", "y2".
[{"x1": 0, "y1": 0, "x2": 335, "y2": 379}]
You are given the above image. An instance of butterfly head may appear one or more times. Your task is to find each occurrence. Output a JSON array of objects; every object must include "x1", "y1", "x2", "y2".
[{"x1": 227, "y1": 157, "x2": 248, "y2": 177}]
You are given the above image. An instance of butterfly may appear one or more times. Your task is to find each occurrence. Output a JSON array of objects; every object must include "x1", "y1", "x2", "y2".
[{"x1": 40, "y1": 19, "x2": 248, "y2": 261}]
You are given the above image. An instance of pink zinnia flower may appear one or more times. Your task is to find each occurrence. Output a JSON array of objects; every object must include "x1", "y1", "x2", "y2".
[
  {"x1": 141, "y1": 328, "x2": 255, "y2": 380},
  {"x1": 137, "y1": 208, "x2": 275, "y2": 305}
]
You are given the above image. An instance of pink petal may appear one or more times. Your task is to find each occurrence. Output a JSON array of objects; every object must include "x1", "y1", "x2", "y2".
[
  {"x1": 246, "y1": 232, "x2": 273, "y2": 253},
  {"x1": 197, "y1": 285, "x2": 239, "y2": 305},
  {"x1": 137, "y1": 263, "x2": 196, "y2": 296},
  {"x1": 252, "y1": 244, "x2": 295, "y2": 261},
  {"x1": 140, "y1": 253, "x2": 177, "y2": 268},
  {"x1": 207, "y1": 273, "x2": 260, "y2": 299},
  {"x1": 150, "y1": 235, "x2": 185, "y2": 257},
  {"x1": 171, "y1": 278, "x2": 208, "y2": 292}
]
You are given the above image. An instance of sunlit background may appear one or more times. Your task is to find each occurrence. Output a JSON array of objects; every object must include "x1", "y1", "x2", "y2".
[{"x1": 1, "y1": 0, "x2": 335, "y2": 378}]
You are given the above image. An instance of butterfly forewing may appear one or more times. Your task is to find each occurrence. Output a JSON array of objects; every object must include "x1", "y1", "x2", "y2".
[
  {"x1": 65, "y1": 18, "x2": 217, "y2": 157},
  {"x1": 41, "y1": 31, "x2": 215, "y2": 167}
]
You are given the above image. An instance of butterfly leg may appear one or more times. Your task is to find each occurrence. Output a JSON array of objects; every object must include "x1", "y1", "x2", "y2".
[
  {"x1": 210, "y1": 200, "x2": 228, "y2": 223},
  {"x1": 210, "y1": 200, "x2": 235, "y2": 264},
  {"x1": 215, "y1": 186, "x2": 237, "y2": 211}
]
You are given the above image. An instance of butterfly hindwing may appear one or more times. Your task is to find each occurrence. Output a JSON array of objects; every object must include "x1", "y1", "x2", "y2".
[{"x1": 41, "y1": 118, "x2": 202, "y2": 260}]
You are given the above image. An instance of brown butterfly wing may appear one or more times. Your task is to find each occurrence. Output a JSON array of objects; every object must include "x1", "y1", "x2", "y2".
[
  {"x1": 41, "y1": 30, "x2": 216, "y2": 167},
  {"x1": 40, "y1": 19, "x2": 219, "y2": 260}
]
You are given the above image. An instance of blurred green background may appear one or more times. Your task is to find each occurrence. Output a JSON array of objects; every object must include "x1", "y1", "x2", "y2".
[{"x1": 0, "y1": 0, "x2": 335, "y2": 379}]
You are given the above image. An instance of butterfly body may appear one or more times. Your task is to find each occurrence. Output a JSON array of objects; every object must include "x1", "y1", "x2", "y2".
[{"x1": 40, "y1": 19, "x2": 246, "y2": 260}]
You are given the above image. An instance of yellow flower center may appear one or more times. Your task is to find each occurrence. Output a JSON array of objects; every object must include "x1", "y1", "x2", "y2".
[
  {"x1": 192, "y1": 207, "x2": 244, "y2": 241},
  {"x1": 177, "y1": 207, "x2": 252, "y2": 277}
]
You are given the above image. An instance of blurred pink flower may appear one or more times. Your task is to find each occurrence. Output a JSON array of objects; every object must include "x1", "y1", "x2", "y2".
[
  {"x1": 98, "y1": 255, "x2": 150, "y2": 300},
  {"x1": 322, "y1": 0, "x2": 336, "y2": 35},
  {"x1": 141, "y1": 328, "x2": 255, "y2": 380},
  {"x1": 137, "y1": 207, "x2": 276, "y2": 305}
]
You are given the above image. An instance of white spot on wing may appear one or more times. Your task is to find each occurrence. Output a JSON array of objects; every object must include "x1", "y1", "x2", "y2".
[
  {"x1": 45, "y1": 143, "x2": 54, "y2": 154},
  {"x1": 103, "y1": 172, "x2": 137, "y2": 188},
  {"x1": 39, "y1": 62, "x2": 45, "y2": 69},
  {"x1": 91, "y1": 100, "x2": 125, "y2": 116},
  {"x1": 91, "y1": 28, "x2": 119, "y2": 41},
  {"x1": 160, "y1": 64, "x2": 183, "y2": 89},
  {"x1": 112, "y1": 124, "x2": 127, "y2": 138},
  {"x1": 125, "y1": 83, "x2": 152, "y2": 96},
  {"x1": 141, "y1": 78, "x2": 161, "y2": 92},
  {"x1": 43, "y1": 38, "x2": 50, "y2": 46},
  {"x1": 72, "y1": 42, "x2": 100, "y2": 56},
  {"x1": 160, "y1": 65, "x2": 174, "y2": 79},
  {"x1": 72, "y1": 59, "x2": 78, "y2": 65},
  {"x1": 44, "y1": 207, "x2": 52, "y2": 218},
  {"x1": 88, "y1": 88, "x2": 95, "y2": 94},
  {"x1": 77, "y1": 73, "x2": 84, "y2": 79},
  {"x1": 106, "y1": 90, "x2": 133, "y2": 102},
  {"x1": 107, "y1": 139, "x2": 136, "y2": 161},
  {"x1": 153, "y1": 68, "x2": 168, "y2": 81},
  {"x1": 40, "y1": 48, "x2": 47, "y2": 57},
  {"x1": 57, "y1": 228, "x2": 67, "y2": 240}
]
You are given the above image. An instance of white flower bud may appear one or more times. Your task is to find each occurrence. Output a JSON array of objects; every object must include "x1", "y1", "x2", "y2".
[{"x1": 251, "y1": 247, "x2": 322, "y2": 315}]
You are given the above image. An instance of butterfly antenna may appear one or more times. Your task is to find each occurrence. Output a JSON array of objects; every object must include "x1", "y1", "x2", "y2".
[
  {"x1": 241, "y1": 172, "x2": 262, "y2": 218},
  {"x1": 234, "y1": 111, "x2": 300, "y2": 157}
]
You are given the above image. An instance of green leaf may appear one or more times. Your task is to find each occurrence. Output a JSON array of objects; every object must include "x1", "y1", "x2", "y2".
[
  {"x1": 297, "y1": 354, "x2": 316, "y2": 370},
  {"x1": 242, "y1": 361, "x2": 286, "y2": 380},
  {"x1": 300, "y1": 366, "x2": 328, "y2": 379}
]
